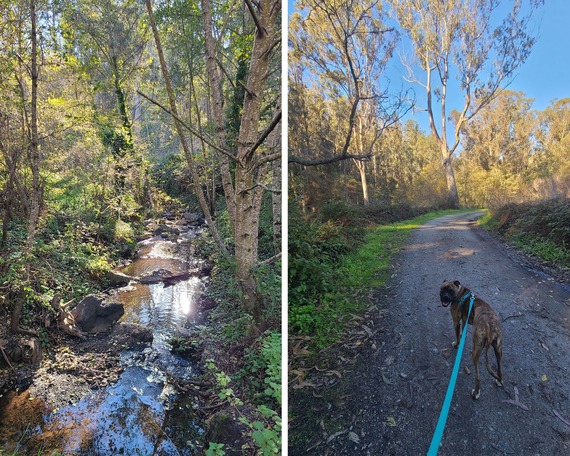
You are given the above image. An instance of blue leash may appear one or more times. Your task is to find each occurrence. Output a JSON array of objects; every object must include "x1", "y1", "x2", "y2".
[{"x1": 427, "y1": 293, "x2": 475, "y2": 456}]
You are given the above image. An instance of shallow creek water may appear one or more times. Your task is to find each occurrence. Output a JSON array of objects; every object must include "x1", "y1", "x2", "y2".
[{"x1": 3, "y1": 236, "x2": 206, "y2": 454}]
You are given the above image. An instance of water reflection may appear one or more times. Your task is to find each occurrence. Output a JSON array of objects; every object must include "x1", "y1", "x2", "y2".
[
  {"x1": 21, "y1": 238, "x2": 206, "y2": 454},
  {"x1": 42, "y1": 366, "x2": 195, "y2": 455},
  {"x1": 114, "y1": 277, "x2": 202, "y2": 350}
]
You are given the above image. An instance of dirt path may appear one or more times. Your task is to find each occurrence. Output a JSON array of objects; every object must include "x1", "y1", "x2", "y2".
[{"x1": 290, "y1": 212, "x2": 570, "y2": 455}]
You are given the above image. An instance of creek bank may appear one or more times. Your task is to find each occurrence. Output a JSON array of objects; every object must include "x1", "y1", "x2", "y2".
[{"x1": 0, "y1": 210, "x2": 217, "y2": 453}]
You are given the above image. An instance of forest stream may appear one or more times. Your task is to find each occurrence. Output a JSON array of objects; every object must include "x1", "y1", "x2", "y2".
[{"x1": 0, "y1": 223, "x2": 210, "y2": 455}]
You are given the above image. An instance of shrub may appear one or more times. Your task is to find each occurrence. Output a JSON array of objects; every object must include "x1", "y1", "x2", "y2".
[{"x1": 482, "y1": 198, "x2": 570, "y2": 267}]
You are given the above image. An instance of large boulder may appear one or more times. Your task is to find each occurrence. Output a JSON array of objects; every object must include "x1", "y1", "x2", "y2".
[{"x1": 71, "y1": 295, "x2": 124, "y2": 334}]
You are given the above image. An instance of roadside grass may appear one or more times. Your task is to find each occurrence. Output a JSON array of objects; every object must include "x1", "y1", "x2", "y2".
[
  {"x1": 289, "y1": 208, "x2": 475, "y2": 352},
  {"x1": 479, "y1": 198, "x2": 570, "y2": 270}
]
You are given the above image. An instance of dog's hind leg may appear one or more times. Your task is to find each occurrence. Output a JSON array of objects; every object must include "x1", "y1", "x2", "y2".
[
  {"x1": 471, "y1": 341, "x2": 484, "y2": 399},
  {"x1": 491, "y1": 339, "x2": 503, "y2": 387}
]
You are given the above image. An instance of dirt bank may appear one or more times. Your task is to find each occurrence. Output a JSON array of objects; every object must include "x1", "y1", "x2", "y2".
[{"x1": 290, "y1": 211, "x2": 570, "y2": 455}]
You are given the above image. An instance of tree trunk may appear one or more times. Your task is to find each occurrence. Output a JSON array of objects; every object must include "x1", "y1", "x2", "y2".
[
  {"x1": 354, "y1": 159, "x2": 369, "y2": 206},
  {"x1": 233, "y1": 0, "x2": 279, "y2": 326},
  {"x1": 145, "y1": 0, "x2": 228, "y2": 257},
  {"x1": 13, "y1": 0, "x2": 41, "y2": 336},
  {"x1": 269, "y1": 93, "x2": 281, "y2": 253},
  {"x1": 440, "y1": 140, "x2": 460, "y2": 208},
  {"x1": 201, "y1": 0, "x2": 236, "y2": 234},
  {"x1": 26, "y1": 0, "x2": 41, "y2": 252}
]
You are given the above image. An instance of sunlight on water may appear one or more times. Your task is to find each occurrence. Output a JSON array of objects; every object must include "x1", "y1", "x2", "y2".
[{"x1": 19, "y1": 238, "x2": 206, "y2": 454}]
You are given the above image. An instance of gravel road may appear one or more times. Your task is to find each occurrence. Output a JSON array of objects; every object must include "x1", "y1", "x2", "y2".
[{"x1": 290, "y1": 211, "x2": 570, "y2": 455}]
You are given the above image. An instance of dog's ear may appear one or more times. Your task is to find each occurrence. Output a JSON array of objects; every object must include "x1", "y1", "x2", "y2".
[{"x1": 454, "y1": 280, "x2": 461, "y2": 287}]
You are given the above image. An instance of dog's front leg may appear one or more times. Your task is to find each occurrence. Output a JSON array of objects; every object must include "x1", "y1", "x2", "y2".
[{"x1": 452, "y1": 320, "x2": 461, "y2": 348}]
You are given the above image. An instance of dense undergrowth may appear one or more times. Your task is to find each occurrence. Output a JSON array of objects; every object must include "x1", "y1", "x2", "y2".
[
  {"x1": 0, "y1": 177, "x2": 150, "y2": 334},
  {"x1": 289, "y1": 201, "x2": 469, "y2": 351},
  {"x1": 480, "y1": 197, "x2": 570, "y2": 270}
]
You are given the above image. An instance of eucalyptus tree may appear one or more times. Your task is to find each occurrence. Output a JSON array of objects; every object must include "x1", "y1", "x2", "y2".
[
  {"x1": 202, "y1": 0, "x2": 281, "y2": 327},
  {"x1": 289, "y1": 0, "x2": 411, "y2": 205},
  {"x1": 392, "y1": 0, "x2": 543, "y2": 208}
]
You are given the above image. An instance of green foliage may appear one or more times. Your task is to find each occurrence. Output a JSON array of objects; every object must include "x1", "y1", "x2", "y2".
[
  {"x1": 205, "y1": 357, "x2": 281, "y2": 456},
  {"x1": 150, "y1": 154, "x2": 191, "y2": 201},
  {"x1": 289, "y1": 205, "x2": 471, "y2": 350},
  {"x1": 239, "y1": 406, "x2": 281, "y2": 456},
  {"x1": 238, "y1": 331, "x2": 281, "y2": 407},
  {"x1": 481, "y1": 198, "x2": 570, "y2": 268},
  {"x1": 205, "y1": 443, "x2": 226, "y2": 456}
]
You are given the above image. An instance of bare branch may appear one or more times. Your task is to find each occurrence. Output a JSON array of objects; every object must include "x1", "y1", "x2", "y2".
[
  {"x1": 289, "y1": 152, "x2": 372, "y2": 166},
  {"x1": 239, "y1": 181, "x2": 281, "y2": 195},
  {"x1": 244, "y1": 0, "x2": 265, "y2": 36},
  {"x1": 246, "y1": 109, "x2": 282, "y2": 158},
  {"x1": 137, "y1": 90, "x2": 236, "y2": 161},
  {"x1": 252, "y1": 152, "x2": 281, "y2": 169}
]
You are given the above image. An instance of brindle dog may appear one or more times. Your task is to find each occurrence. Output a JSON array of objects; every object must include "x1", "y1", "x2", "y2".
[{"x1": 440, "y1": 280, "x2": 503, "y2": 399}]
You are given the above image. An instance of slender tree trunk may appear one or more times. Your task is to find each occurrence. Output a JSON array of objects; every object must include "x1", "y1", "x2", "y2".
[
  {"x1": 442, "y1": 154, "x2": 460, "y2": 209},
  {"x1": 26, "y1": 0, "x2": 40, "y2": 252},
  {"x1": 269, "y1": 93, "x2": 281, "y2": 253},
  {"x1": 353, "y1": 159, "x2": 369, "y2": 206},
  {"x1": 12, "y1": 0, "x2": 40, "y2": 336},
  {"x1": 426, "y1": 63, "x2": 461, "y2": 209},
  {"x1": 145, "y1": 0, "x2": 228, "y2": 257},
  {"x1": 201, "y1": 0, "x2": 236, "y2": 234}
]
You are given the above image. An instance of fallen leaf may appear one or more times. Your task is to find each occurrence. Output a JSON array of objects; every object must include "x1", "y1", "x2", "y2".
[
  {"x1": 553, "y1": 409, "x2": 570, "y2": 428},
  {"x1": 540, "y1": 341, "x2": 549, "y2": 351},
  {"x1": 382, "y1": 373, "x2": 392, "y2": 385},
  {"x1": 464, "y1": 366, "x2": 471, "y2": 375},
  {"x1": 386, "y1": 416, "x2": 397, "y2": 427},
  {"x1": 362, "y1": 325, "x2": 374, "y2": 337},
  {"x1": 541, "y1": 374, "x2": 548, "y2": 382},
  {"x1": 327, "y1": 370, "x2": 342, "y2": 379},
  {"x1": 292, "y1": 381, "x2": 316, "y2": 390},
  {"x1": 348, "y1": 432, "x2": 360, "y2": 443},
  {"x1": 326, "y1": 430, "x2": 348, "y2": 443},
  {"x1": 514, "y1": 386, "x2": 519, "y2": 402},
  {"x1": 502, "y1": 399, "x2": 529, "y2": 411}
]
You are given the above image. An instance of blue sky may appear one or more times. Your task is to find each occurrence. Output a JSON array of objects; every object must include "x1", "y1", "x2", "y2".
[{"x1": 287, "y1": 0, "x2": 570, "y2": 134}]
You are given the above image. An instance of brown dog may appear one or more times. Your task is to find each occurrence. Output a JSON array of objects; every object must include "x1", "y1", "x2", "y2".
[{"x1": 440, "y1": 280, "x2": 503, "y2": 399}]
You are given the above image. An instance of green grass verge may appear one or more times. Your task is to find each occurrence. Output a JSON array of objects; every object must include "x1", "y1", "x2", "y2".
[
  {"x1": 478, "y1": 199, "x2": 570, "y2": 269},
  {"x1": 290, "y1": 208, "x2": 474, "y2": 351}
]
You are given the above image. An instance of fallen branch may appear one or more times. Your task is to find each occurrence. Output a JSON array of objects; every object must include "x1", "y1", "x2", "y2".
[{"x1": 0, "y1": 344, "x2": 15, "y2": 371}]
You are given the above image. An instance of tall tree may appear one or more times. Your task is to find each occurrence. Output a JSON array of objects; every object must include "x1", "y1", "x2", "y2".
[
  {"x1": 146, "y1": 0, "x2": 281, "y2": 329},
  {"x1": 289, "y1": 0, "x2": 409, "y2": 170},
  {"x1": 144, "y1": 0, "x2": 228, "y2": 257},
  {"x1": 64, "y1": 0, "x2": 149, "y2": 202},
  {"x1": 393, "y1": 0, "x2": 542, "y2": 207}
]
